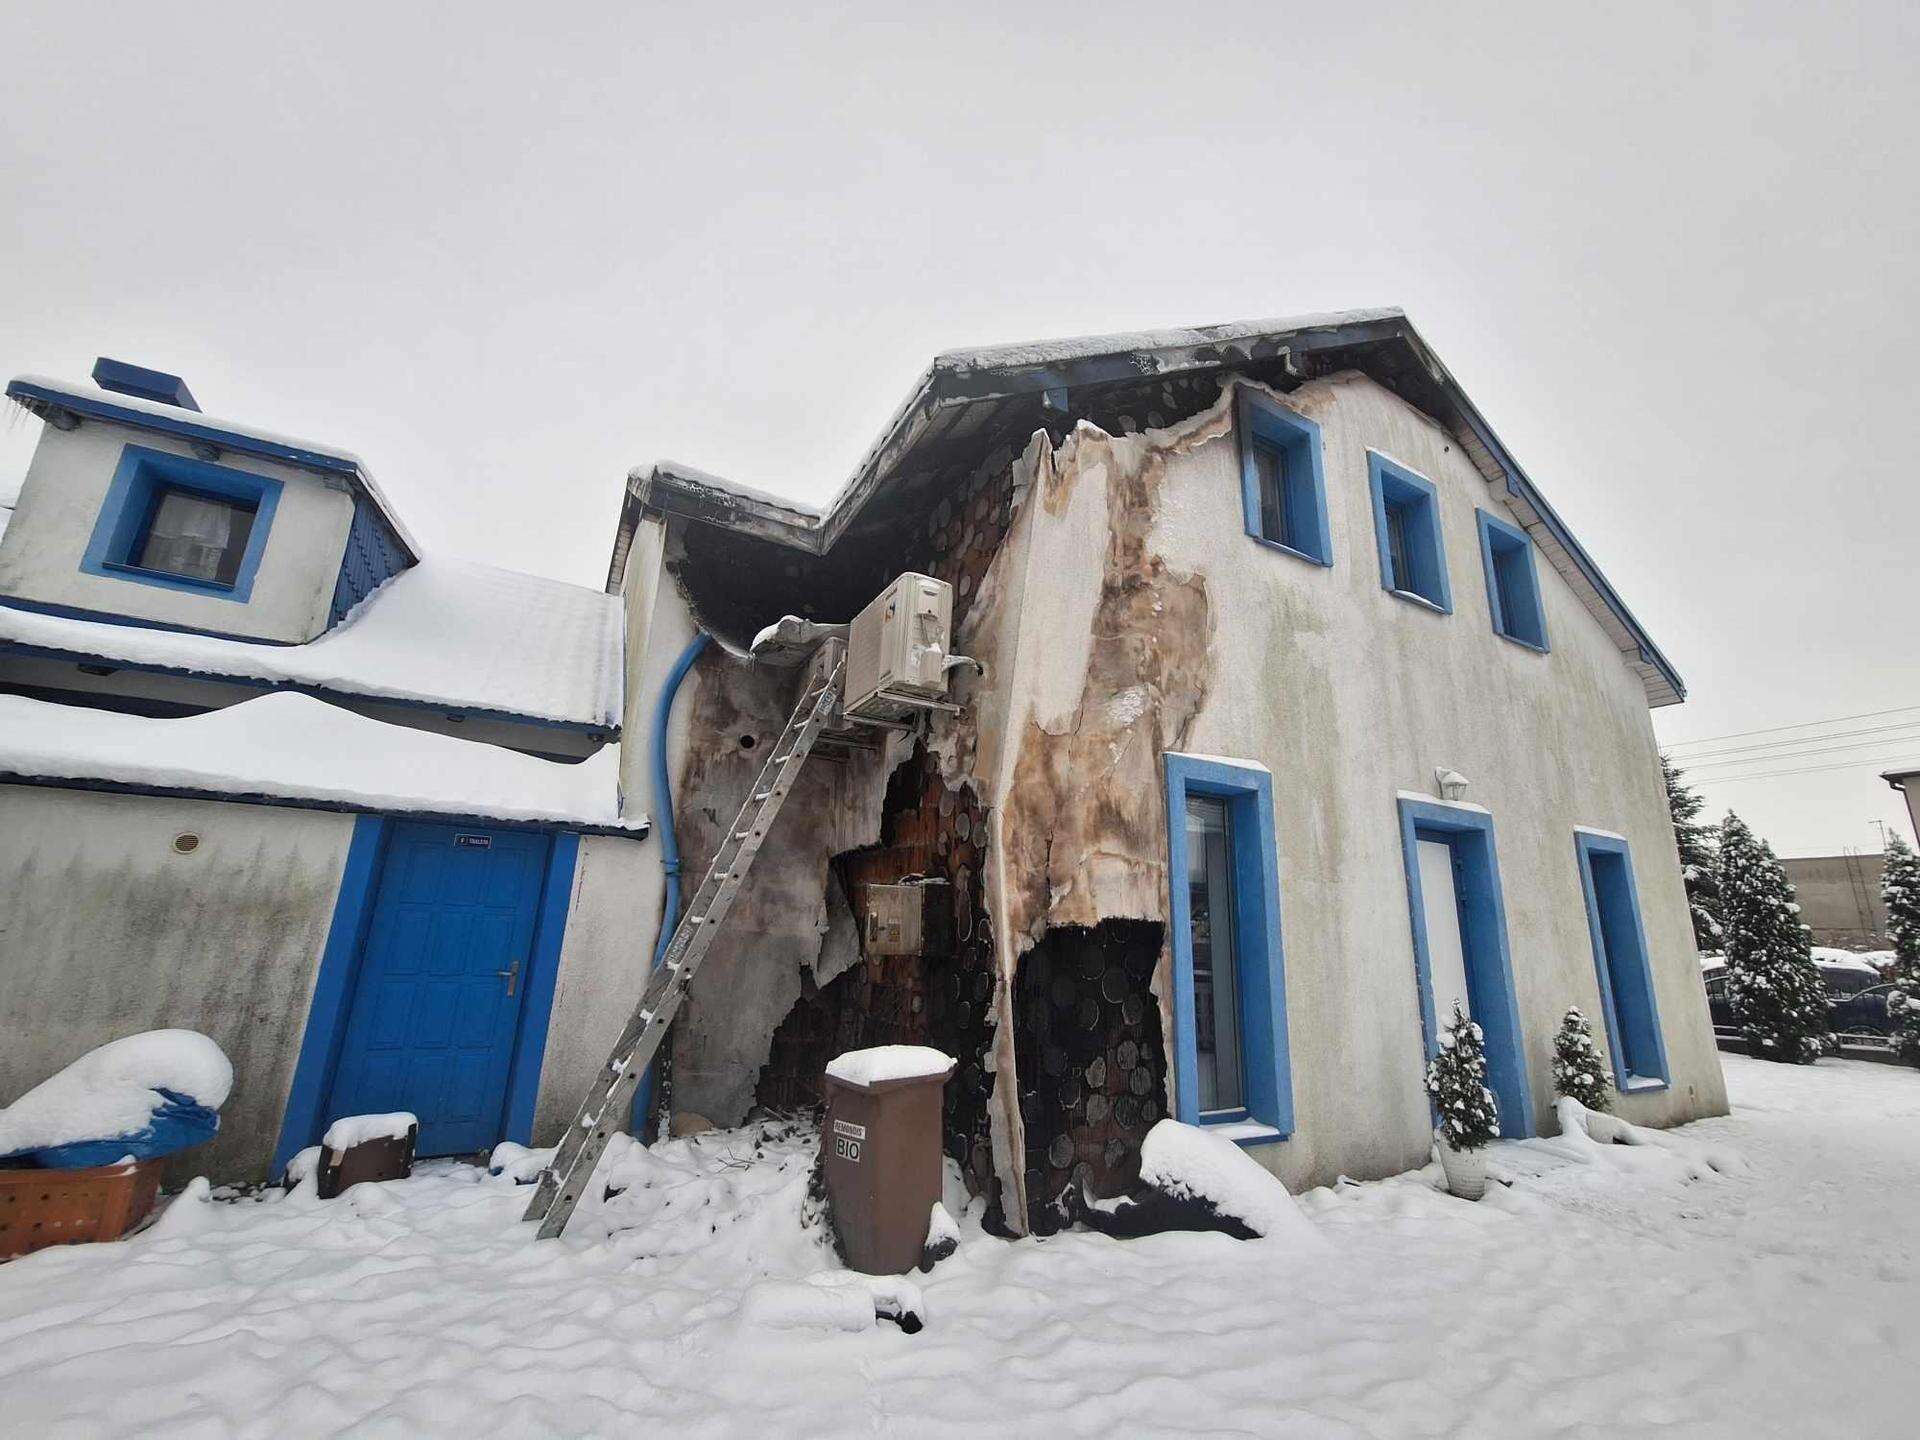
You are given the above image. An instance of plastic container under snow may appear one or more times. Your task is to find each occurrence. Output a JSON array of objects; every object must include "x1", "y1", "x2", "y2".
[{"x1": 0, "y1": 1030, "x2": 232, "y2": 1168}]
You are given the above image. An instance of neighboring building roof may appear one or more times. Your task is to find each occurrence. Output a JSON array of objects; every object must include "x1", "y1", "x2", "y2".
[
  {"x1": 0, "y1": 690, "x2": 644, "y2": 835},
  {"x1": 5, "y1": 374, "x2": 422, "y2": 561},
  {"x1": 0, "y1": 557, "x2": 625, "y2": 734},
  {"x1": 613, "y1": 308, "x2": 1686, "y2": 707}
]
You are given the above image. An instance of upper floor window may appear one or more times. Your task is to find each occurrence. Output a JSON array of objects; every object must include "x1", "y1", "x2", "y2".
[
  {"x1": 1235, "y1": 389, "x2": 1331, "y2": 566},
  {"x1": 136, "y1": 487, "x2": 258, "y2": 586},
  {"x1": 1477, "y1": 509, "x2": 1548, "y2": 651},
  {"x1": 1165, "y1": 752, "x2": 1294, "y2": 1141},
  {"x1": 81, "y1": 445, "x2": 282, "y2": 603},
  {"x1": 1367, "y1": 452, "x2": 1451, "y2": 611}
]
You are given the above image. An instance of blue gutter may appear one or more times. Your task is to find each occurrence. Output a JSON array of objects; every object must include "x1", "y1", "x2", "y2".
[{"x1": 632, "y1": 630, "x2": 710, "y2": 1135}]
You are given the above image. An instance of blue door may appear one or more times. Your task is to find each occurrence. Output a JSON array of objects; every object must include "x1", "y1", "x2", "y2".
[{"x1": 324, "y1": 823, "x2": 551, "y2": 1156}]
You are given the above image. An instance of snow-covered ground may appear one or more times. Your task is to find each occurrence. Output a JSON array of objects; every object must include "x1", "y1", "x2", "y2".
[{"x1": 2, "y1": 1055, "x2": 1914, "y2": 1437}]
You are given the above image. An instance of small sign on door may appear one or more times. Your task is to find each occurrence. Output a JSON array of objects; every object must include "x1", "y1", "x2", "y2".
[{"x1": 454, "y1": 834, "x2": 492, "y2": 850}]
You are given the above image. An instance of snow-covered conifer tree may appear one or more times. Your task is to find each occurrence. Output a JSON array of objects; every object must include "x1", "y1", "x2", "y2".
[
  {"x1": 1881, "y1": 831, "x2": 1920, "y2": 1067},
  {"x1": 1718, "y1": 811, "x2": 1830, "y2": 1064},
  {"x1": 1663, "y1": 753, "x2": 1723, "y2": 952},
  {"x1": 1426, "y1": 1003, "x2": 1499, "y2": 1150},
  {"x1": 1551, "y1": 1006, "x2": 1612, "y2": 1112}
]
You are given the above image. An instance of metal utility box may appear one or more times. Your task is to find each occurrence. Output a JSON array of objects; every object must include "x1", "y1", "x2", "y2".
[
  {"x1": 822, "y1": 1049, "x2": 956, "y2": 1274},
  {"x1": 845, "y1": 573, "x2": 953, "y2": 723},
  {"x1": 863, "y1": 882, "x2": 925, "y2": 957}
]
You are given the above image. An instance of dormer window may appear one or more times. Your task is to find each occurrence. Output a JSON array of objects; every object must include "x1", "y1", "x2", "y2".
[
  {"x1": 135, "y1": 487, "x2": 258, "y2": 586},
  {"x1": 81, "y1": 444, "x2": 282, "y2": 603}
]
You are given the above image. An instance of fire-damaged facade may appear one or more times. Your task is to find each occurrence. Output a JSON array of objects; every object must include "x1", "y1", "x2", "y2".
[{"x1": 602, "y1": 308, "x2": 1728, "y2": 1235}]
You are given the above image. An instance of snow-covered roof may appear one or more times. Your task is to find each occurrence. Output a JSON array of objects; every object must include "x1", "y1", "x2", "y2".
[
  {"x1": 0, "y1": 691, "x2": 644, "y2": 834},
  {"x1": 0, "y1": 557, "x2": 625, "y2": 732},
  {"x1": 615, "y1": 308, "x2": 1686, "y2": 708},
  {"x1": 6, "y1": 374, "x2": 422, "y2": 559}
]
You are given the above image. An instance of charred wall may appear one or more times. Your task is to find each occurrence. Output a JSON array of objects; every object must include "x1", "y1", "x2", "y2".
[
  {"x1": 755, "y1": 745, "x2": 1002, "y2": 1210},
  {"x1": 1012, "y1": 919, "x2": 1168, "y2": 1234}
]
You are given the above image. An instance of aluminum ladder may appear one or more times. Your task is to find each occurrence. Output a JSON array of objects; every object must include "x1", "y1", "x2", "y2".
[{"x1": 522, "y1": 656, "x2": 845, "y2": 1239}]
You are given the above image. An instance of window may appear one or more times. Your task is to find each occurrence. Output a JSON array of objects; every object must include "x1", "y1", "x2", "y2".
[
  {"x1": 1367, "y1": 452, "x2": 1452, "y2": 611},
  {"x1": 1477, "y1": 509, "x2": 1548, "y2": 651},
  {"x1": 1235, "y1": 388, "x2": 1331, "y2": 566},
  {"x1": 1574, "y1": 831, "x2": 1670, "y2": 1090},
  {"x1": 1165, "y1": 753, "x2": 1293, "y2": 1139},
  {"x1": 81, "y1": 444, "x2": 282, "y2": 602},
  {"x1": 134, "y1": 487, "x2": 258, "y2": 585}
]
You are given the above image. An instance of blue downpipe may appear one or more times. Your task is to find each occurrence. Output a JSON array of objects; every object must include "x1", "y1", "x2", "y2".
[{"x1": 631, "y1": 630, "x2": 711, "y2": 1137}]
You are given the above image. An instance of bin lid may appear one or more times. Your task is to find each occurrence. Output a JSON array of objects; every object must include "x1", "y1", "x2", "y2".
[{"x1": 823, "y1": 1045, "x2": 957, "y2": 1093}]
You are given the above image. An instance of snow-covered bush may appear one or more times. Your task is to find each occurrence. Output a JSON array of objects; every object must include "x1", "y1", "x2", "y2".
[
  {"x1": 1718, "y1": 812, "x2": 1831, "y2": 1064},
  {"x1": 1663, "y1": 753, "x2": 1723, "y2": 950},
  {"x1": 1425, "y1": 1004, "x2": 1498, "y2": 1151},
  {"x1": 1551, "y1": 1006, "x2": 1612, "y2": 1112},
  {"x1": 1882, "y1": 832, "x2": 1920, "y2": 1067}
]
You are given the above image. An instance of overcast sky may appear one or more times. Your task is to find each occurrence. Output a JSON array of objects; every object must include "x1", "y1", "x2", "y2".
[{"x1": 3, "y1": 2, "x2": 1915, "y2": 857}]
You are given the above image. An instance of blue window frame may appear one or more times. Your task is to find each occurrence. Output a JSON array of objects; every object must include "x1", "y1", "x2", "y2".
[
  {"x1": 1477, "y1": 509, "x2": 1548, "y2": 651},
  {"x1": 1396, "y1": 797, "x2": 1535, "y2": 1137},
  {"x1": 1164, "y1": 753, "x2": 1293, "y2": 1141},
  {"x1": 1236, "y1": 388, "x2": 1332, "y2": 566},
  {"x1": 1574, "y1": 830, "x2": 1670, "y2": 1091},
  {"x1": 1367, "y1": 452, "x2": 1452, "y2": 612},
  {"x1": 81, "y1": 444, "x2": 282, "y2": 602}
]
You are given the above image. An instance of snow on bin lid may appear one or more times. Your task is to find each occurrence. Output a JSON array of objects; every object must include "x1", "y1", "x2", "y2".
[
  {"x1": 824, "y1": 1045, "x2": 956, "y2": 1088},
  {"x1": 322, "y1": 1112, "x2": 418, "y2": 1152},
  {"x1": 0, "y1": 1030, "x2": 232, "y2": 1158}
]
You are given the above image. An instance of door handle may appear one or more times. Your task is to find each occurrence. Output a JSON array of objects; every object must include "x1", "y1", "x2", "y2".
[{"x1": 497, "y1": 961, "x2": 520, "y2": 998}]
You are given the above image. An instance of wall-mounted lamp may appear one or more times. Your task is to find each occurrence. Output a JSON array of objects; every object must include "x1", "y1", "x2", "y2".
[{"x1": 1435, "y1": 768, "x2": 1470, "y2": 802}]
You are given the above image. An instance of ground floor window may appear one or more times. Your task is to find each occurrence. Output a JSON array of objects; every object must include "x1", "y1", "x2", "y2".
[
  {"x1": 1574, "y1": 830, "x2": 1670, "y2": 1090},
  {"x1": 1164, "y1": 753, "x2": 1292, "y2": 1138}
]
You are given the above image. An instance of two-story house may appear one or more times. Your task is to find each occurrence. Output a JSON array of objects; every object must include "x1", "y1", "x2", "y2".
[
  {"x1": 0, "y1": 362, "x2": 654, "y2": 1181},
  {"x1": 608, "y1": 309, "x2": 1728, "y2": 1234}
]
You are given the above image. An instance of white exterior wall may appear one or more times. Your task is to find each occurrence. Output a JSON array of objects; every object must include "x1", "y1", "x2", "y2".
[
  {"x1": 1148, "y1": 372, "x2": 1724, "y2": 1187},
  {"x1": 0, "y1": 419, "x2": 353, "y2": 642},
  {"x1": 0, "y1": 786, "x2": 356, "y2": 1183},
  {"x1": 529, "y1": 830, "x2": 657, "y2": 1141}
]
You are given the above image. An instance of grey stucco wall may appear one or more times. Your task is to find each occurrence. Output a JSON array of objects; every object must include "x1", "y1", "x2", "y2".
[
  {"x1": 1779, "y1": 853, "x2": 1888, "y2": 949},
  {"x1": 0, "y1": 418, "x2": 354, "y2": 642},
  {"x1": 1146, "y1": 372, "x2": 1728, "y2": 1189},
  {"x1": 0, "y1": 785, "x2": 354, "y2": 1183},
  {"x1": 529, "y1": 830, "x2": 657, "y2": 1142}
]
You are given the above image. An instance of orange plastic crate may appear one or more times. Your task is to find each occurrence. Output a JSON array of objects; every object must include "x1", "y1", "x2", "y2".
[{"x1": 0, "y1": 1158, "x2": 165, "y2": 1261}]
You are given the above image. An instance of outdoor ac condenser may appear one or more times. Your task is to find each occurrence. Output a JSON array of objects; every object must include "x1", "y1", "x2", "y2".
[{"x1": 844, "y1": 572, "x2": 953, "y2": 722}]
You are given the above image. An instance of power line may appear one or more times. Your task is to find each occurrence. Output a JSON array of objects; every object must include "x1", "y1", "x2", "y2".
[
  {"x1": 1672, "y1": 718, "x2": 1920, "y2": 765},
  {"x1": 1663, "y1": 703, "x2": 1920, "y2": 752},
  {"x1": 1686, "y1": 733, "x2": 1920, "y2": 774},
  {"x1": 1698, "y1": 754, "x2": 1920, "y2": 785}
]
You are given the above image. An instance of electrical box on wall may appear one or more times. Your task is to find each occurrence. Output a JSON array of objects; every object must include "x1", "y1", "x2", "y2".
[
  {"x1": 844, "y1": 572, "x2": 953, "y2": 723},
  {"x1": 863, "y1": 883, "x2": 925, "y2": 957}
]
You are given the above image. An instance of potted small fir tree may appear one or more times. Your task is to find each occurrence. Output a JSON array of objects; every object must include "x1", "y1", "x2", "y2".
[{"x1": 1426, "y1": 1003, "x2": 1499, "y2": 1200}]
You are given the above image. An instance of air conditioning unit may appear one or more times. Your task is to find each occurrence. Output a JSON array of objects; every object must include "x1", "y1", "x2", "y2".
[{"x1": 844, "y1": 572, "x2": 955, "y2": 723}]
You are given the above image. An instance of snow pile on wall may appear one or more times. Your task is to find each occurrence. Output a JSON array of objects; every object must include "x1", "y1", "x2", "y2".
[
  {"x1": 824, "y1": 1046, "x2": 955, "y2": 1087},
  {"x1": 0, "y1": 690, "x2": 641, "y2": 830},
  {"x1": 0, "y1": 556, "x2": 624, "y2": 729},
  {"x1": 0, "y1": 1029, "x2": 231, "y2": 1155},
  {"x1": 1136, "y1": 1120, "x2": 1323, "y2": 1245}
]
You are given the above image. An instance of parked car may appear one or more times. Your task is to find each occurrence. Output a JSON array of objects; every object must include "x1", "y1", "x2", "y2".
[{"x1": 1700, "y1": 960, "x2": 1894, "y2": 1047}]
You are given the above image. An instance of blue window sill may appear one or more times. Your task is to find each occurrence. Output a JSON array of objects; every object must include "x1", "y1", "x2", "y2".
[
  {"x1": 99, "y1": 559, "x2": 239, "y2": 598},
  {"x1": 1204, "y1": 1116, "x2": 1288, "y2": 1146},
  {"x1": 1248, "y1": 534, "x2": 1334, "y2": 568},
  {"x1": 1494, "y1": 628, "x2": 1551, "y2": 656},
  {"x1": 1387, "y1": 587, "x2": 1449, "y2": 615}
]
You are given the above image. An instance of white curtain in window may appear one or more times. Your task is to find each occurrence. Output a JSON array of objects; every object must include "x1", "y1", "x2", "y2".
[{"x1": 142, "y1": 492, "x2": 234, "y2": 581}]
